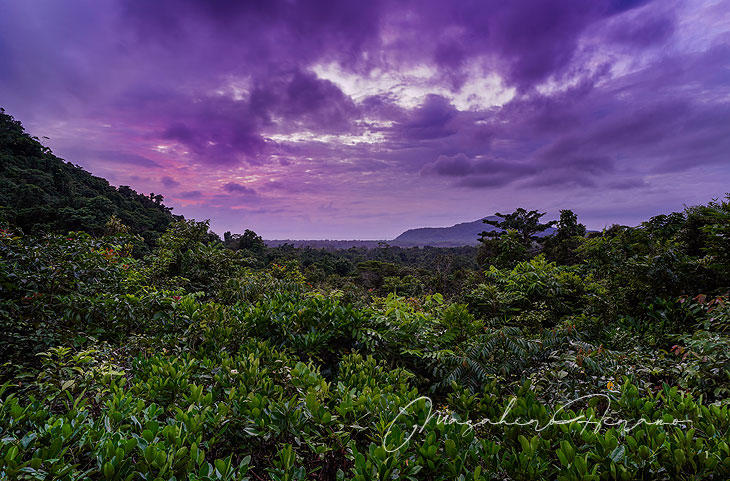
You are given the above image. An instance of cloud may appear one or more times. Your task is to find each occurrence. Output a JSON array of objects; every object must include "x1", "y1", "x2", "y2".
[
  {"x1": 607, "y1": 178, "x2": 648, "y2": 190},
  {"x1": 0, "y1": 0, "x2": 728, "y2": 237},
  {"x1": 396, "y1": 95, "x2": 458, "y2": 140},
  {"x1": 422, "y1": 153, "x2": 539, "y2": 187},
  {"x1": 161, "y1": 176, "x2": 180, "y2": 188},
  {"x1": 422, "y1": 153, "x2": 473, "y2": 176},
  {"x1": 608, "y1": 10, "x2": 675, "y2": 46},
  {"x1": 223, "y1": 182, "x2": 257, "y2": 195},
  {"x1": 179, "y1": 190, "x2": 203, "y2": 199}
]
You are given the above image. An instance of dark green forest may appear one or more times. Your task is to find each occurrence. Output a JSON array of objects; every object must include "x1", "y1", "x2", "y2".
[
  {"x1": 0, "y1": 109, "x2": 179, "y2": 247},
  {"x1": 2, "y1": 109, "x2": 730, "y2": 479}
]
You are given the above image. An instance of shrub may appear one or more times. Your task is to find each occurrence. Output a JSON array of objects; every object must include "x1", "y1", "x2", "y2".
[{"x1": 467, "y1": 255, "x2": 607, "y2": 328}]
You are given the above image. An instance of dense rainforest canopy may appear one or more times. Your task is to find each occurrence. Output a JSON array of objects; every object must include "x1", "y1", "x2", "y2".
[{"x1": 2, "y1": 108, "x2": 730, "y2": 479}]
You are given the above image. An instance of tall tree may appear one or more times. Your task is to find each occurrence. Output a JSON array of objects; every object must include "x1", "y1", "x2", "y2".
[
  {"x1": 479, "y1": 208, "x2": 556, "y2": 245},
  {"x1": 238, "y1": 229, "x2": 266, "y2": 252},
  {"x1": 543, "y1": 209, "x2": 586, "y2": 265},
  {"x1": 477, "y1": 208, "x2": 555, "y2": 268}
]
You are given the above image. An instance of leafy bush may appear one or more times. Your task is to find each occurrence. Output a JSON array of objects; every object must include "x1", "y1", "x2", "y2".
[{"x1": 467, "y1": 255, "x2": 607, "y2": 328}]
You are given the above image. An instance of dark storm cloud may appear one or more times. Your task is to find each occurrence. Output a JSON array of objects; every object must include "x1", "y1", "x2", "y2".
[
  {"x1": 422, "y1": 153, "x2": 474, "y2": 177},
  {"x1": 119, "y1": 0, "x2": 385, "y2": 72},
  {"x1": 250, "y1": 69, "x2": 359, "y2": 132},
  {"x1": 107, "y1": 68, "x2": 359, "y2": 166},
  {"x1": 418, "y1": 44, "x2": 730, "y2": 189},
  {"x1": 116, "y1": 0, "x2": 670, "y2": 92},
  {"x1": 396, "y1": 95, "x2": 458, "y2": 140},
  {"x1": 383, "y1": 0, "x2": 666, "y2": 90},
  {"x1": 421, "y1": 153, "x2": 540, "y2": 188}
]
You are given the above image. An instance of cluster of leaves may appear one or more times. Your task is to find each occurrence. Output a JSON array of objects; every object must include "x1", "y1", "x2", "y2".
[{"x1": 467, "y1": 256, "x2": 607, "y2": 329}]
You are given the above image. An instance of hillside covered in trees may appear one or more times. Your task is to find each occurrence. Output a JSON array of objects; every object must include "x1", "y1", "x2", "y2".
[
  {"x1": 2, "y1": 111, "x2": 730, "y2": 479},
  {"x1": 0, "y1": 109, "x2": 179, "y2": 246}
]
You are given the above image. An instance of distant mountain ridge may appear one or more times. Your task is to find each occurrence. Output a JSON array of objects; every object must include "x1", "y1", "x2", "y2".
[
  {"x1": 265, "y1": 216, "x2": 558, "y2": 249},
  {"x1": 391, "y1": 217, "x2": 501, "y2": 247}
]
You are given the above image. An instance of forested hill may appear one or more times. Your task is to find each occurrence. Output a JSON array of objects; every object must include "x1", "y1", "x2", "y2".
[{"x1": 0, "y1": 108, "x2": 179, "y2": 244}]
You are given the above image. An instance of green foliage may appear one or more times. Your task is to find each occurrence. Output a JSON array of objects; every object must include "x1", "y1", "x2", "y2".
[
  {"x1": 468, "y1": 255, "x2": 606, "y2": 328},
  {"x1": 382, "y1": 274, "x2": 424, "y2": 296},
  {"x1": 477, "y1": 207, "x2": 562, "y2": 270},
  {"x1": 543, "y1": 209, "x2": 586, "y2": 265},
  {"x1": 0, "y1": 230, "x2": 144, "y2": 368},
  {"x1": 148, "y1": 220, "x2": 252, "y2": 296},
  {"x1": 477, "y1": 229, "x2": 529, "y2": 269},
  {"x1": 225, "y1": 229, "x2": 266, "y2": 254},
  {"x1": 671, "y1": 330, "x2": 730, "y2": 401},
  {"x1": 480, "y1": 208, "x2": 556, "y2": 244},
  {"x1": 242, "y1": 292, "x2": 365, "y2": 372},
  {"x1": 3, "y1": 152, "x2": 730, "y2": 478},
  {"x1": 692, "y1": 195, "x2": 730, "y2": 273}
]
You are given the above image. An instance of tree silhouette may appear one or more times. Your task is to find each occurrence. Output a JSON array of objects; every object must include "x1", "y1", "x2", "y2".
[{"x1": 479, "y1": 208, "x2": 556, "y2": 245}]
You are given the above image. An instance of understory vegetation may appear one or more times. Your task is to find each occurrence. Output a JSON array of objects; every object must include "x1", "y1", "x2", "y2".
[{"x1": 3, "y1": 112, "x2": 730, "y2": 480}]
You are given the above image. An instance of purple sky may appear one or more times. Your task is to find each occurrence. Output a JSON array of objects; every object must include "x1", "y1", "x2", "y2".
[{"x1": 2, "y1": 0, "x2": 729, "y2": 239}]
